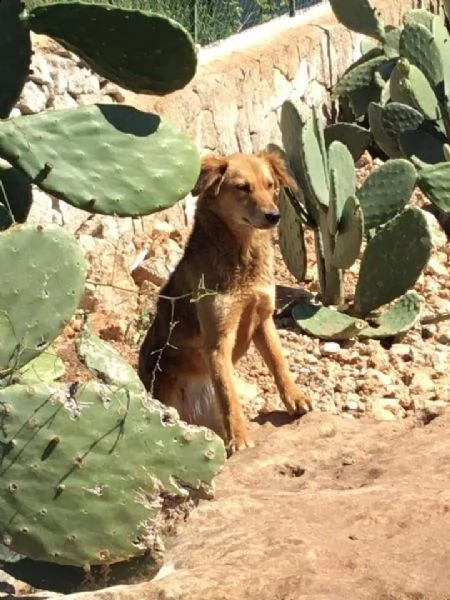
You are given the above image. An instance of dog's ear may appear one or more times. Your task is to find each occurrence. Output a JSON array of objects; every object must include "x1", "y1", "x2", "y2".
[
  {"x1": 192, "y1": 155, "x2": 228, "y2": 197},
  {"x1": 258, "y1": 151, "x2": 298, "y2": 192}
]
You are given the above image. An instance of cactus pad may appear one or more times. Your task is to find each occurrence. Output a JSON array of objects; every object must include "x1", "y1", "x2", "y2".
[
  {"x1": 292, "y1": 303, "x2": 367, "y2": 340},
  {"x1": 0, "y1": 382, "x2": 226, "y2": 566},
  {"x1": 0, "y1": 104, "x2": 201, "y2": 217},
  {"x1": 417, "y1": 163, "x2": 450, "y2": 212},
  {"x1": 77, "y1": 323, "x2": 145, "y2": 392},
  {"x1": 27, "y1": 2, "x2": 197, "y2": 96},
  {"x1": 0, "y1": 224, "x2": 86, "y2": 376},
  {"x1": 368, "y1": 102, "x2": 403, "y2": 158},
  {"x1": 0, "y1": 0, "x2": 31, "y2": 118},
  {"x1": 358, "y1": 291, "x2": 422, "y2": 339},
  {"x1": 4, "y1": 349, "x2": 65, "y2": 386},
  {"x1": 354, "y1": 207, "x2": 431, "y2": 316},
  {"x1": 380, "y1": 102, "x2": 424, "y2": 138},
  {"x1": 332, "y1": 195, "x2": 364, "y2": 269},
  {"x1": 324, "y1": 123, "x2": 372, "y2": 161},
  {"x1": 0, "y1": 159, "x2": 33, "y2": 230},
  {"x1": 278, "y1": 190, "x2": 307, "y2": 282},
  {"x1": 390, "y1": 60, "x2": 440, "y2": 121},
  {"x1": 357, "y1": 159, "x2": 417, "y2": 230},
  {"x1": 329, "y1": 0, "x2": 385, "y2": 41},
  {"x1": 399, "y1": 22, "x2": 443, "y2": 90}
]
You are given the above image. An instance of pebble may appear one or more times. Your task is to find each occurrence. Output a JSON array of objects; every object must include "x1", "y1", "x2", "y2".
[{"x1": 321, "y1": 342, "x2": 341, "y2": 355}]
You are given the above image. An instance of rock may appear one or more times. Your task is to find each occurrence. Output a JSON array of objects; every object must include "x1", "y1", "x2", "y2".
[
  {"x1": 389, "y1": 343, "x2": 413, "y2": 360},
  {"x1": 371, "y1": 398, "x2": 405, "y2": 420},
  {"x1": 67, "y1": 70, "x2": 100, "y2": 96},
  {"x1": 48, "y1": 92, "x2": 79, "y2": 110},
  {"x1": 17, "y1": 80, "x2": 47, "y2": 114},
  {"x1": 321, "y1": 341, "x2": 341, "y2": 355},
  {"x1": 410, "y1": 371, "x2": 436, "y2": 396},
  {"x1": 29, "y1": 54, "x2": 52, "y2": 86}
]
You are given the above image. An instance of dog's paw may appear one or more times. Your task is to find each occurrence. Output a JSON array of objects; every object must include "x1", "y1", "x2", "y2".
[
  {"x1": 226, "y1": 435, "x2": 255, "y2": 456},
  {"x1": 283, "y1": 391, "x2": 312, "y2": 417}
]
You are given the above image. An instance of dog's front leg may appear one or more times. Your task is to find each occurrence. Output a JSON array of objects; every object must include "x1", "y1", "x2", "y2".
[
  {"x1": 197, "y1": 298, "x2": 253, "y2": 454},
  {"x1": 253, "y1": 317, "x2": 312, "y2": 416}
]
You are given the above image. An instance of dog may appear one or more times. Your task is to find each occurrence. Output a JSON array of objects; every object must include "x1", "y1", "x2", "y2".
[{"x1": 138, "y1": 151, "x2": 312, "y2": 454}]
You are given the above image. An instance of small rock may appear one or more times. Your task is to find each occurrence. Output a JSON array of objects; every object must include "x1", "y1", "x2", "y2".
[
  {"x1": 437, "y1": 331, "x2": 450, "y2": 345},
  {"x1": 389, "y1": 344, "x2": 413, "y2": 360},
  {"x1": 9, "y1": 107, "x2": 21, "y2": 118},
  {"x1": 345, "y1": 400, "x2": 359, "y2": 411},
  {"x1": 29, "y1": 53, "x2": 52, "y2": 86},
  {"x1": 17, "y1": 80, "x2": 47, "y2": 114},
  {"x1": 410, "y1": 371, "x2": 436, "y2": 396},
  {"x1": 321, "y1": 341, "x2": 341, "y2": 355},
  {"x1": 49, "y1": 92, "x2": 78, "y2": 110}
]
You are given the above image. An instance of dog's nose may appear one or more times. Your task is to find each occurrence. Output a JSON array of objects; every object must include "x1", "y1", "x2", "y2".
[{"x1": 265, "y1": 211, "x2": 280, "y2": 225}]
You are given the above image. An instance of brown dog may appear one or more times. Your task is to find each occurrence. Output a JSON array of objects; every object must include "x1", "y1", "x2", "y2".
[{"x1": 138, "y1": 151, "x2": 312, "y2": 454}]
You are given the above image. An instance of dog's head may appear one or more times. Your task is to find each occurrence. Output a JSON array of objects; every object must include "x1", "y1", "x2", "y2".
[{"x1": 192, "y1": 151, "x2": 297, "y2": 230}]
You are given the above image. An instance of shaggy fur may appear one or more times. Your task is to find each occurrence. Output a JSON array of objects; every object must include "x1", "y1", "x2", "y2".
[{"x1": 138, "y1": 151, "x2": 312, "y2": 454}]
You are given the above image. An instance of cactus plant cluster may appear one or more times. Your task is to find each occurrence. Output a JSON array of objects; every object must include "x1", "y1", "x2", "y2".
[
  {"x1": 0, "y1": 0, "x2": 201, "y2": 227},
  {"x1": 0, "y1": 0, "x2": 226, "y2": 579},
  {"x1": 329, "y1": 0, "x2": 450, "y2": 217},
  {"x1": 0, "y1": 224, "x2": 226, "y2": 570},
  {"x1": 275, "y1": 100, "x2": 432, "y2": 340}
]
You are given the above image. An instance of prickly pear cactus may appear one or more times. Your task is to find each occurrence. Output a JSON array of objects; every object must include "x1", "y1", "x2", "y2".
[
  {"x1": 0, "y1": 224, "x2": 87, "y2": 376},
  {"x1": 0, "y1": 0, "x2": 31, "y2": 118},
  {"x1": 26, "y1": 2, "x2": 197, "y2": 96},
  {"x1": 0, "y1": 381, "x2": 226, "y2": 567},
  {"x1": 358, "y1": 291, "x2": 422, "y2": 339},
  {"x1": 357, "y1": 158, "x2": 417, "y2": 230},
  {"x1": 354, "y1": 207, "x2": 432, "y2": 316},
  {"x1": 278, "y1": 189, "x2": 307, "y2": 282},
  {"x1": 0, "y1": 104, "x2": 201, "y2": 217},
  {"x1": 76, "y1": 322, "x2": 145, "y2": 392},
  {"x1": 329, "y1": 0, "x2": 386, "y2": 41},
  {"x1": 292, "y1": 303, "x2": 367, "y2": 340}
]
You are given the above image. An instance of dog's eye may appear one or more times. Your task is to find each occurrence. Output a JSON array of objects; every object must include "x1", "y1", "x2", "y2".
[
  {"x1": 267, "y1": 181, "x2": 274, "y2": 190},
  {"x1": 236, "y1": 182, "x2": 251, "y2": 193}
]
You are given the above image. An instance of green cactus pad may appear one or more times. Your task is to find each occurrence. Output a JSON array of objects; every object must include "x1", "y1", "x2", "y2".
[
  {"x1": 0, "y1": 0, "x2": 31, "y2": 118},
  {"x1": 0, "y1": 224, "x2": 86, "y2": 376},
  {"x1": 368, "y1": 102, "x2": 403, "y2": 158},
  {"x1": 324, "y1": 123, "x2": 372, "y2": 162},
  {"x1": 327, "y1": 141, "x2": 356, "y2": 226},
  {"x1": 358, "y1": 291, "x2": 422, "y2": 339},
  {"x1": 399, "y1": 125, "x2": 447, "y2": 164},
  {"x1": 329, "y1": 0, "x2": 385, "y2": 41},
  {"x1": 278, "y1": 189, "x2": 307, "y2": 282},
  {"x1": 0, "y1": 159, "x2": 33, "y2": 230},
  {"x1": 390, "y1": 60, "x2": 440, "y2": 121},
  {"x1": 77, "y1": 323, "x2": 145, "y2": 392},
  {"x1": 361, "y1": 36, "x2": 379, "y2": 55},
  {"x1": 403, "y1": 9, "x2": 434, "y2": 31},
  {"x1": 417, "y1": 163, "x2": 450, "y2": 212},
  {"x1": 380, "y1": 102, "x2": 424, "y2": 138},
  {"x1": 292, "y1": 303, "x2": 367, "y2": 340},
  {"x1": 399, "y1": 22, "x2": 444, "y2": 91},
  {"x1": 334, "y1": 56, "x2": 388, "y2": 97},
  {"x1": 280, "y1": 101, "x2": 328, "y2": 216},
  {"x1": 0, "y1": 382, "x2": 226, "y2": 566},
  {"x1": 383, "y1": 27, "x2": 401, "y2": 58},
  {"x1": 332, "y1": 195, "x2": 364, "y2": 269},
  {"x1": 7, "y1": 349, "x2": 65, "y2": 385},
  {"x1": 357, "y1": 159, "x2": 417, "y2": 230},
  {"x1": 27, "y1": 2, "x2": 197, "y2": 96},
  {"x1": 354, "y1": 207, "x2": 431, "y2": 316},
  {"x1": 0, "y1": 104, "x2": 200, "y2": 217}
]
